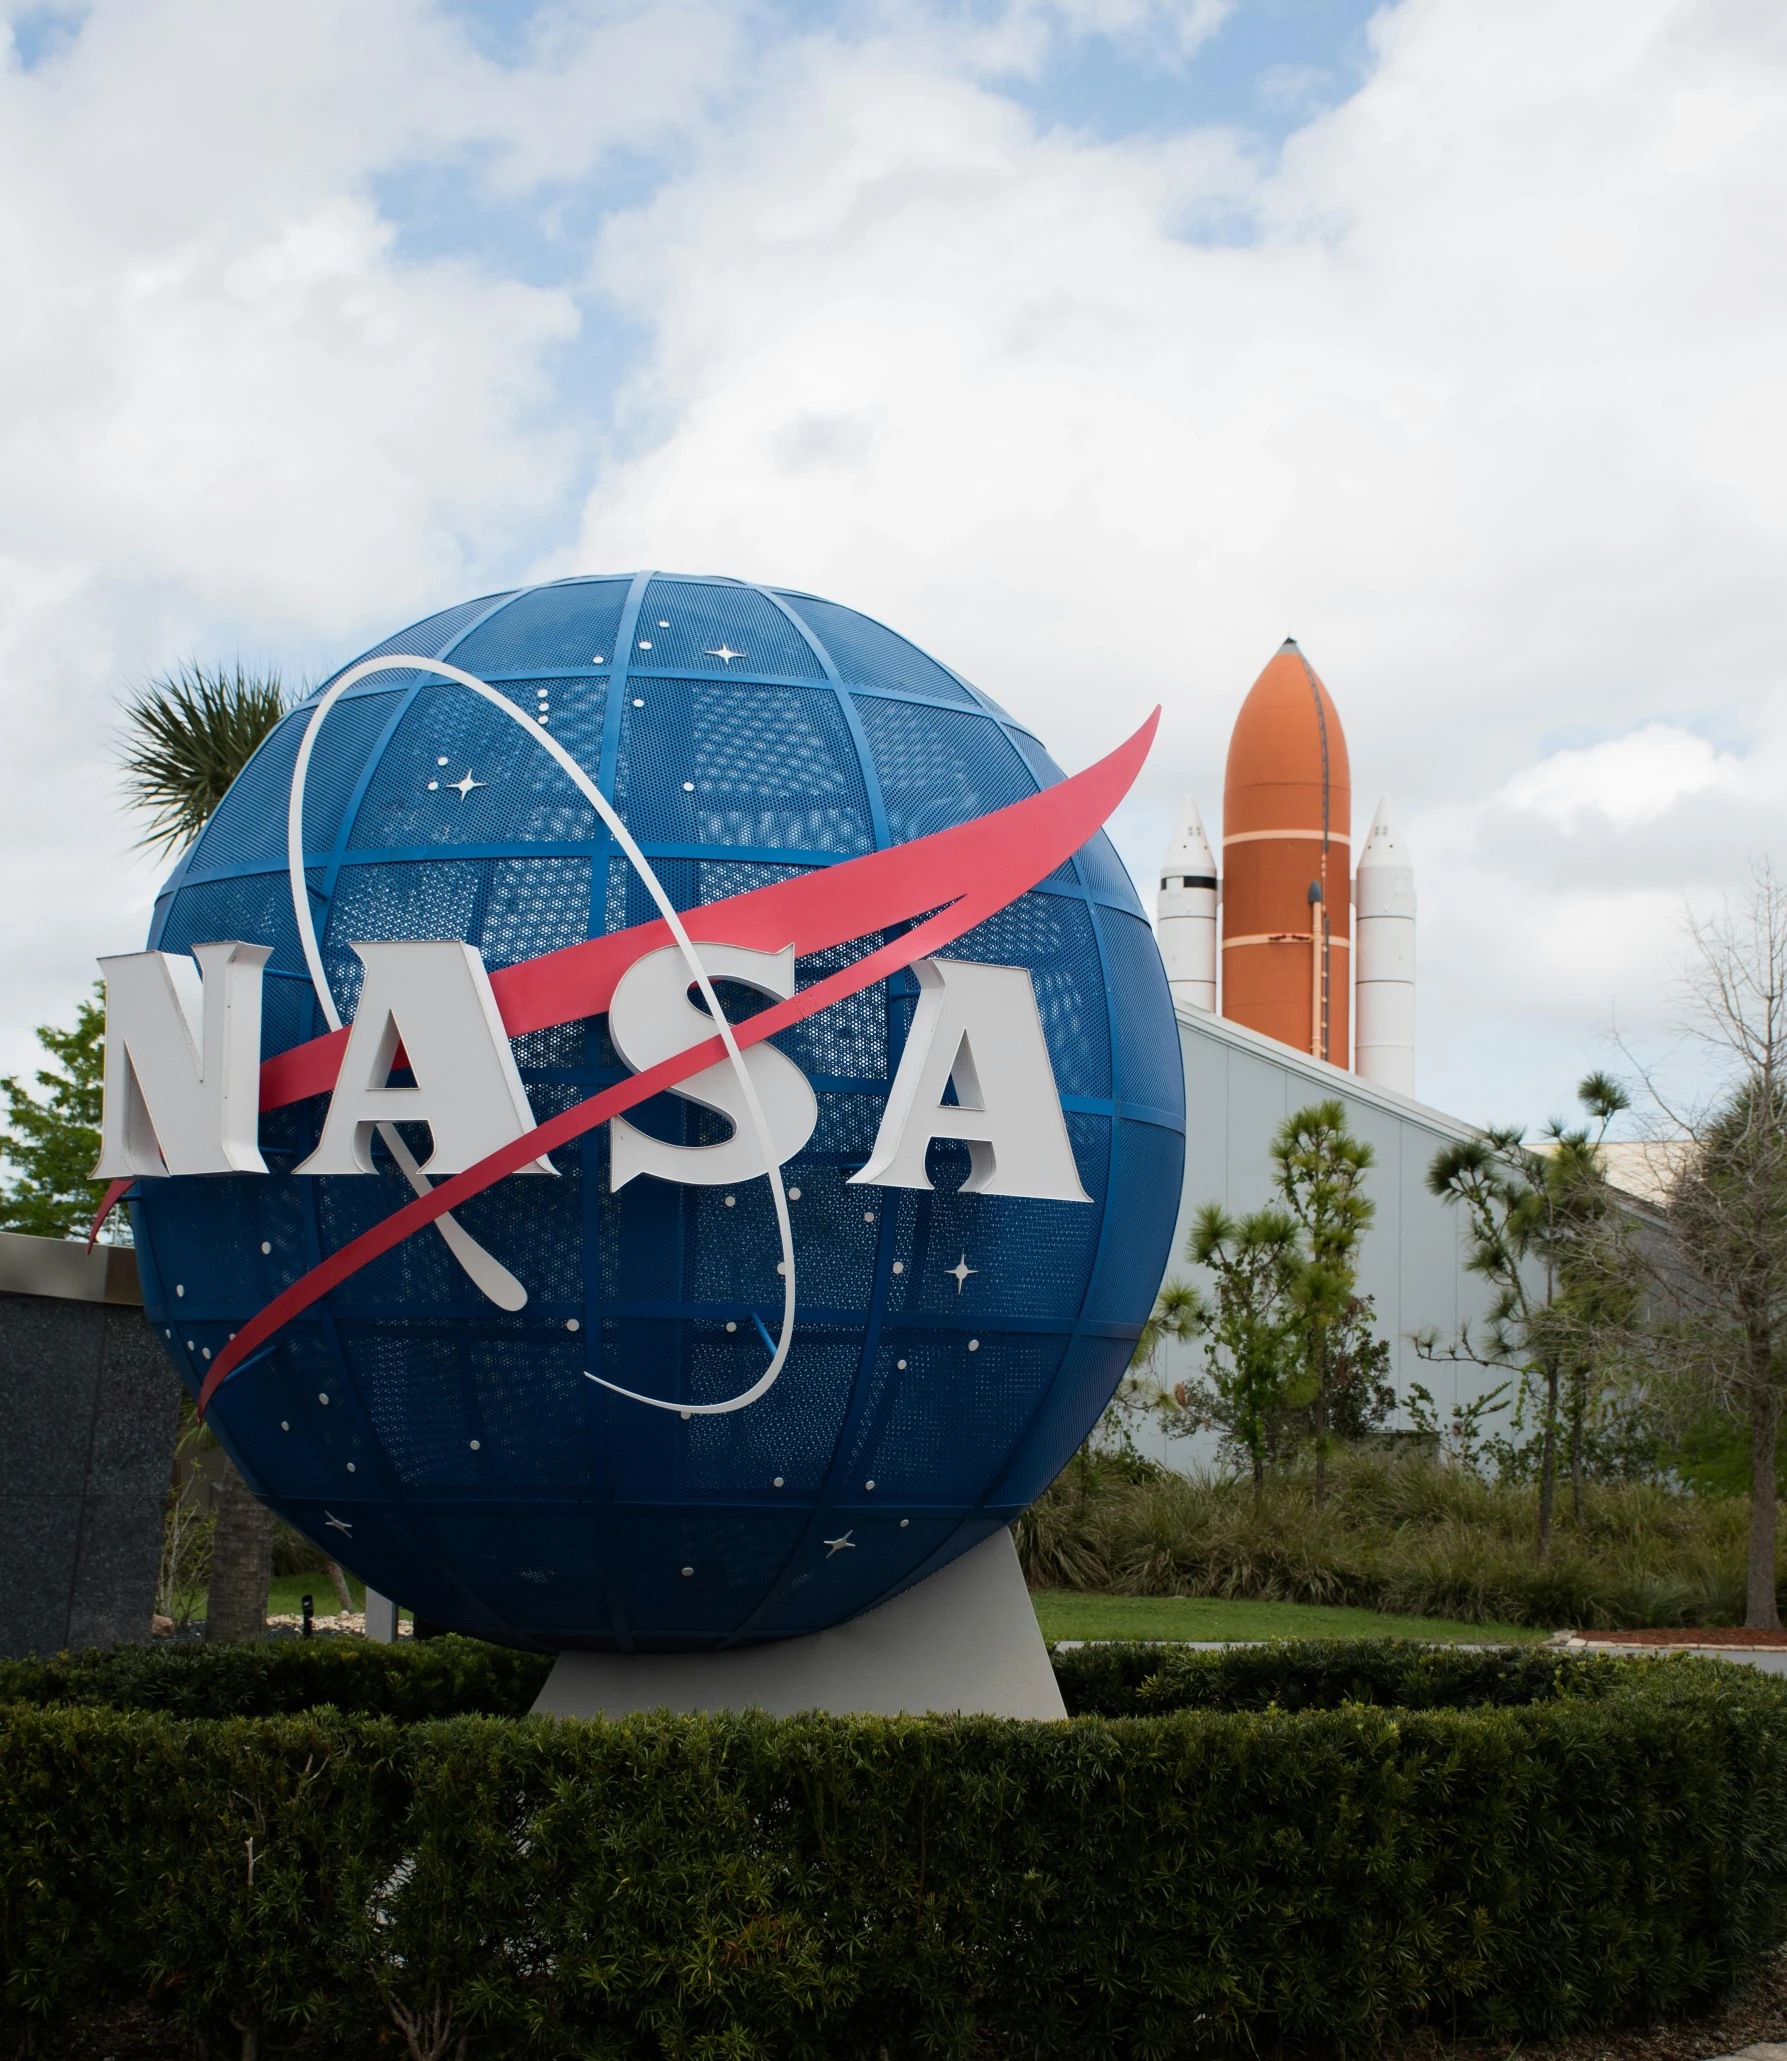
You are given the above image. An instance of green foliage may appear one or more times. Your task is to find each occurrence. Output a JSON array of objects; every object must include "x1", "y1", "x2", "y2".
[
  {"x1": 1421, "y1": 1073, "x2": 1641, "y2": 1549},
  {"x1": 1048, "y1": 1634, "x2": 1628, "y2": 1718},
  {"x1": 0, "y1": 1632, "x2": 551, "y2": 1721},
  {"x1": 1147, "y1": 1102, "x2": 1392, "y2": 1489},
  {"x1": 1678, "y1": 1404, "x2": 1787, "y2": 1500},
  {"x1": 117, "y1": 660, "x2": 292, "y2": 857},
  {"x1": 3, "y1": 1643, "x2": 1784, "y2": 2057},
  {"x1": 1272, "y1": 1099, "x2": 1395, "y2": 1455},
  {"x1": 1174, "y1": 1200, "x2": 1306, "y2": 1489},
  {"x1": 1015, "y1": 1447, "x2": 1763, "y2": 1629},
  {"x1": 156, "y1": 1397, "x2": 216, "y2": 1629},
  {"x1": 0, "y1": 983, "x2": 121, "y2": 1243}
]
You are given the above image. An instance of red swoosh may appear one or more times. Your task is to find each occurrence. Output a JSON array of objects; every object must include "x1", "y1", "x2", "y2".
[{"x1": 168, "y1": 711, "x2": 1155, "y2": 1414}]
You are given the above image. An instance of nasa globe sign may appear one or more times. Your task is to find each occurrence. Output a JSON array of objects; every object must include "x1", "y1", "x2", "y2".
[{"x1": 98, "y1": 575, "x2": 1185, "y2": 1651}]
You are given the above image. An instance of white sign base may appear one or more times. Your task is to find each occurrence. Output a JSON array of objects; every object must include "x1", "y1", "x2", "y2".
[{"x1": 529, "y1": 1527, "x2": 1065, "y2": 1721}]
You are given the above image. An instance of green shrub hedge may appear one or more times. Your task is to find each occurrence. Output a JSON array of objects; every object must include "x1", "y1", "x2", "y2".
[
  {"x1": 0, "y1": 1634, "x2": 552, "y2": 1722},
  {"x1": 1048, "y1": 1636, "x2": 1635, "y2": 1717},
  {"x1": 3, "y1": 1640, "x2": 1786, "y2": 2059}
]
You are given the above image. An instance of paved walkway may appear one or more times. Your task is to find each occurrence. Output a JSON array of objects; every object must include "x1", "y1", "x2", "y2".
[
  {"x1": 1556, "y1": 1640, "x2": 1787, "y2": 1675},
  {"x1": 1055, "y1": 1638, "x2": 1787, "y2": 1672}
]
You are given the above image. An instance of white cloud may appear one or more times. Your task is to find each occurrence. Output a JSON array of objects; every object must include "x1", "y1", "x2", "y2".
[
  {"x1": 0, "y1": 0, "x2": 1784, "y2": 1144},
  {"x1": 1503, "y1": 725, "x2": 1742, "y2": 827},
  {"x1": 563, "y1": 0, "x2": 1787, "y2": 1123},
  {"x1": 0, "y1": 0, "x2": 737, "y2": 1075}
]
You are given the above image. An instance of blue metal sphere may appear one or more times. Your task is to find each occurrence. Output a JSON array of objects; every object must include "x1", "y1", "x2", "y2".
[{"x1": 135, "y1": 575, "x2": 1185, "y2": 1650}]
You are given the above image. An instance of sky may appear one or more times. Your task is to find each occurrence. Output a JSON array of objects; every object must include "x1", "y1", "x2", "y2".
[{"x1": 1, "y1": 0, "x2": 1783, "y2": 1138}]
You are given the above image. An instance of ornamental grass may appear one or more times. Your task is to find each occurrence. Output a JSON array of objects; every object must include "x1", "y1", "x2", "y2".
[{"x1": 1016, "y1": 1452, "x2": 1759, "y2": 1630}]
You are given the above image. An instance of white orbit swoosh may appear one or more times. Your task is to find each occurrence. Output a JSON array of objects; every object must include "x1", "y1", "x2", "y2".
[{"x1": 285, "y1": 654, "x2": 798, "y2": 1416}]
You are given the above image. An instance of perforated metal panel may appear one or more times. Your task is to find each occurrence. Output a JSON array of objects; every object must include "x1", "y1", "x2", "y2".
[
  {"x1": 615, "y1": 682, "x2": 872, "y2": 854},
  {"x1": 328, "y1": 592, "x2": 518, "y2": 676},
  {"x1": 447, "y1": 581, "x2": 631, "y2": 677},
  {"x1": 133, "y1": 571, "x2": 1185, "y2": 1652},
  {"x1": 636, "y1": 579, "x2": 825, "y2": 680},
  {"x1": 851, "y1": 697, "x2": 1039, "y2": 845},
  {"x1": 775, "y1": 592, "x2": 979, "y2": 706}
]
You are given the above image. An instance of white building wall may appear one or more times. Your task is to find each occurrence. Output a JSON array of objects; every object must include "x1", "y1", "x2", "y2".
[{"x1": 1133, "y1": 1005, "x2": 1505, "y2": 1470}]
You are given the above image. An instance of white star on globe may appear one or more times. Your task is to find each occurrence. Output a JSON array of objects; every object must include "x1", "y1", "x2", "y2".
[
  {"x1": 706, "y1": 644, "x2": 745, "y2": 665},
  {"x1": 324, "y1": 1512, "x2": 353, "y2": 1536},
  {"x1": 452, "y1": 771, "x2": 484, "y2": 800},
  {"x1": 948, "y1": 1253, "x2": 977, "y2": 1293},
  {"x1": 823, "y1": 1530, "x2": 856, "y2": 1556}
]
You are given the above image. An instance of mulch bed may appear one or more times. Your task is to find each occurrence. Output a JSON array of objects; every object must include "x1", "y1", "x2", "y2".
[{"x1": 1571, "y1": 1627, "x2": 1787, "y2": 1648}]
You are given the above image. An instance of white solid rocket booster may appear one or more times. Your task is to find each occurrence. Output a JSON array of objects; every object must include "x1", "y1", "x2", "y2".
[
  {"x1": 1157, "y1": 797, "x2": 1218, "y2": 1013},
  {"x1": 1354, "y1": 797, "x2": 1415, "y2": 1093}
]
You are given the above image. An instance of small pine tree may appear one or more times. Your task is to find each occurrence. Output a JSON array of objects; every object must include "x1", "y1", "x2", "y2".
[
  {"x1": 1173, "y1": 1203, "x2": 1308, "y2": 1499},
  {"x1": 1419, "y1": 1072, "x2": 1632, "y2": 1561},
  {"x1": 1139, "y1": 1102, "x2": 1392, "y2": 1495},
  {"x1": 1272, "y1": 1099, "x2": 1394, "y2": 1498},
  {"x1": 0, "y1": 985, "x2": 125, "y2": 1243}
]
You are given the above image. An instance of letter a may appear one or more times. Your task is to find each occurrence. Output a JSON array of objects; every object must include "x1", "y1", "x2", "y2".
[
  {"x1": 93, "y1": 942, "x2": 272, "y2": 1177},
  {"x1": 850, "y1": 958, "x2": 1090, "y2": 1202},
  {"x1": 295, "y1": 941, "x2": 554, "y2": 1177}
]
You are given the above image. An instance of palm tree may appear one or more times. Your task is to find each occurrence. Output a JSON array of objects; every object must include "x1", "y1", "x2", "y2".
[
  {"x1": 118, "y1": 661, "x2": 291, "y2": 856},
  {"x1": 117, "y1": 660, "x2": 294, "y2": 1641}
]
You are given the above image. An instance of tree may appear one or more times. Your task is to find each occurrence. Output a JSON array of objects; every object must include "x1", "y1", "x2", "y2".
[
  {"x1": 1632, "y1": 865, "x2": 1787, "y2": 1629},
  {"x1": 0, "y1": 985, "x2": 124, "y2": 1242},
  {"x1": 1271, "y1": 1099, "x2": 1393, "y2": 1500},
  {"x1": 117, "y1": 661, "x2": 291, "y2": 856},
  {"x1": 1558, "y1": 1072, "x2": 1641, "y2": 1520},
  {"x1": 113, "y1": 659, "x2": 292, "y2": 1642},
  {"x1": 1419, "y1": 1074, "x2": 1631, "y2": 1560},
  {"x1": 1135, "y1": 1103, "x2": 1391, "y2": 1496},
  {"x1": 1173, "y1": 1202, "x2": 1306, "y2": 1499}
]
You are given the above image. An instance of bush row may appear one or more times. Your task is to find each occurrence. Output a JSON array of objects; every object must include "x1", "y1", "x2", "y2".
[
  {"x1": 4, "y1": 1643, "x2": 1786, "y2": 2058},
  {"x1": 0, "y1": 1634, "x2": 1627, "y2": 1727},
  {"x1": 1017, "y1": 1453, "x2": 1771, "y2": 1629},
  {"x1": 1046, "y1": 1635, "x2": 1635, "y2": 1718},
  {"x1": 0, "y1": 1634, "x2": 552, "y2": 1722}
]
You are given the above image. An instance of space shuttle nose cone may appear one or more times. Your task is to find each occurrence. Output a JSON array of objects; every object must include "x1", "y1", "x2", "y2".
[
  {"x1": 1220, "y1": 643, "x2": 1351, "y2": 1063},
  {"x1": 1162, "y1": 795, "x2": 1217, "y2": 878}
]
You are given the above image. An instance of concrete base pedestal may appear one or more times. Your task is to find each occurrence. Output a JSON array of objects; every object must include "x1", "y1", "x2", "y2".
[{"x1": 531, "y1": 1527, "x2": 1064, "y2": 1721}]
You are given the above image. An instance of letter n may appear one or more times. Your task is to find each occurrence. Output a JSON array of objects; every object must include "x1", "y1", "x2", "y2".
[{"x1": 93, "y1": 943, "x2": 272, "y2": 1178}]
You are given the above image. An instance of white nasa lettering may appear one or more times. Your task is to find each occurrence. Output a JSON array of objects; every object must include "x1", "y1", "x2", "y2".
[
  {"x1": 93, "y1": 943, "x2": 272, "y2": 1178},
  {"x1": 850, "y1": 957, "x2": 1091, "y2": 1203},
  {"x1": 294, "y1": 941, "x2": 555, "y2": 1177},
  {"x1": 607, "y1": 942, "x2": 818, "y2": 1190}
]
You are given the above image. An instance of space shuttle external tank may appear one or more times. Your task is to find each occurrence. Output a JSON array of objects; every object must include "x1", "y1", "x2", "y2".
[
  {"x1": 1354, "y1": 798, "x2": 1416, "y2": 1094},
  {"x1": 1220, "y1": 639, "x2": 1351, "y2": 1064},
  {"x1": 1157, "y1": 797, "x2": 1218, "y2": 1012}
]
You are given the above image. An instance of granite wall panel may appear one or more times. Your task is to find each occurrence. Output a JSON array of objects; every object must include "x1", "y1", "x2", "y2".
[{"x1": 0, "y1": 1287, "x2": 180, "y2": 1658}]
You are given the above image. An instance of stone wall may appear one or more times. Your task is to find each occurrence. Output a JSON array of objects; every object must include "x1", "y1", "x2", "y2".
[{"x1": 0, "y1": 1233, "x2": 181, "y2": 1658}]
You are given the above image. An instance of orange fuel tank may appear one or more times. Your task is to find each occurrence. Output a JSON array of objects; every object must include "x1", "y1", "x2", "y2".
[{"x1": 1221, "y1": 640, "x2": 1351, "y2": 1064}]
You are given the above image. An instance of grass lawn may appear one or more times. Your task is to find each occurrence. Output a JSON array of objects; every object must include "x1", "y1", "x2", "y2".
[
  {"x1": 185, "y1": 1580, "x2": 1530, "y2": 1645},
  {"x1": 266, "y1": 1573, "x2": 366, "y2": 1617},
  {"x1": 1029, "y1": 1590, "x2": 1546, "y2": 1645}
]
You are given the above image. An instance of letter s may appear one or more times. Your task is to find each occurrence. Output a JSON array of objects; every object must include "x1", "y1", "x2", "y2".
[{"x1": 607, "y1": 943, "x2": 818, "y2": 1191}]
